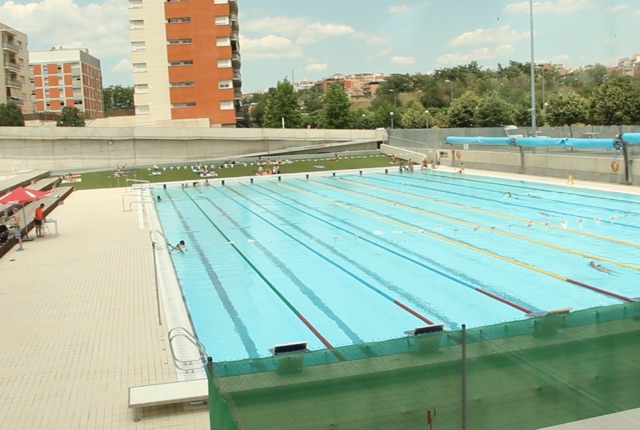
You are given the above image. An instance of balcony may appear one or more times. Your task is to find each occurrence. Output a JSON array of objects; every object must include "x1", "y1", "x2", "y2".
[
  {"x1": 234, "y1": 100, "x2": 244, "y2": 120},
  {"x1": 228, "y1": 0, "x2": 237, "y2": 13},
  {"x1": 4, "y1": 60, "x2": 20, "y2": 71},
  {"x1": 231, "y1": 51, "x2": 241, "y2": 67},
  {"x1": 9, "y1": 96, "x2": 23, "y2": 106},
  {"x1": 232, "y1": 70, "x2": 241, "y2": 83},
  {"x1": 5, "y1": 77, "x2": 22, "y2": 88},
  {"x1": 2, "y1": 40, "x2": 20, "y2": 52},
  {"x1": 234, "y1": 90, "x2": 242, "y2": 100}
]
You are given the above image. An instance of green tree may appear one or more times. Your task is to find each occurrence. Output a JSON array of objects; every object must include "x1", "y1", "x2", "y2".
[
  {"x1": 588, "y1": 77, "x2": 640, "y2": 126},
  {"x1": 246, "y1": 92, "x2": 268, "y2": 127},
  {"x1": 448, "y1": 91, "x2": 479, "y2": 128},
  {"x1": 545, "y1": 92, "x2": 587, "y2": 136},
  {"x1": 297, "y1": 87, "x2": 324, "y2": 115},
  {"x1": 103, "y1": 85, "x2": 134, "y2": 112},
  {"x1": 370, "y1": 103, "x2": 395, "y2": 129},
  {"x1": 318, "y1": 83, "x2": 353, "y2": 129},
  {"x1": 400, "y1": 101, "x2": 428, "y2": 128},
  {"x1": 474, "y1": 92, "x2": 514, "y2": 127},
  {"x1": 56, "y1": 106, "x2": 86, "y2": 127},
  {"x1": 263, "y1": 79, "x2": 302, "y2": 128},
  {"x1": 0, "y1": 102, "x2": 25, "y2": 126}
]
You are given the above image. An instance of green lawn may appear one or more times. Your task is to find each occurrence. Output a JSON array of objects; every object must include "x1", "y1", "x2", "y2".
[{"x1": 66, "y1": 153, "x2": 394, "y2": 190}]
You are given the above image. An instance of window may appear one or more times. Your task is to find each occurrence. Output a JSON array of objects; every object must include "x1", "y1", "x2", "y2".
[
  {"x1": 218, "y1": 79, "x2": 232, "y2": 89},
  {"x1": 134, "y1": 84, "x2": 148, "y2": 94},
  {"x1": 216, "y1": 37, "x2": 230, "y2": 47},
  {"x1": 136, "y1": 104, "x2": 150, "y2": 114},
  {"x1": 171, "y1": 102, "x2": 196, "y2": 108},
  {"x1": 168, "y1": 38, "x2": 192, "y2": 45},
  {"x1": 170, "y1": 81, "x2": 195, "y2": 87},
  {"x1": 132, "y1": 63, "x2": 147, "y2": 73},
  {"x1": 131, "y1": 41, "x2": 146, "y2": 51},
  {"x1": 215, "y1": 15, "x2": 229, "y2": 25},
  {"x1": 220, "y1": 100, "x2": 234, "y2": 110},
  {"x1": 217, "y1": 58, "x2": 232, "y2": 68},
  {"x1": 167, "y1": 17, "x2": 191, "y2": 23},
  {"x1": 214, "y1": 0, "x2": 228, "y2": 3},
  {"x1": 130, "y1": 20, "x2": 144, "y2": 30},
  {"x1": 129, "y1": 0, "x2": 143, "y2": 8},
  {"x1": 169, "y1": 60, "x2": 193, "y2": 66}
]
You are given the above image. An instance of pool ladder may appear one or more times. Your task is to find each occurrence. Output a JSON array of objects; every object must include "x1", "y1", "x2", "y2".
[{"x1": 168, "y1": 327, "x2": 208, "y2": 373}]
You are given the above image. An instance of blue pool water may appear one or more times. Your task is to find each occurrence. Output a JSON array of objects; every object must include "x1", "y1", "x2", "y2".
[{"x1": 155, "y1": 170, "x2": 640, "y2": 362}]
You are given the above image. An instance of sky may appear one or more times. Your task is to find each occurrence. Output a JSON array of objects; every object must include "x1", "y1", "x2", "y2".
[{"x1": 1, "y1": 0, "x2": 638, "y2": 93}]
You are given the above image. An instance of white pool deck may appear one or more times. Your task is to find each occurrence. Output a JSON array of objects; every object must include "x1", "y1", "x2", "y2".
[{"x1": 0, "y1": 168, "x2": 639, "y2": 429}]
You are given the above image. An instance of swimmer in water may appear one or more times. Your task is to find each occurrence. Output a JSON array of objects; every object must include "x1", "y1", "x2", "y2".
[{"x1": 589, "y1": 261, "x2": 614, "y2": 274}]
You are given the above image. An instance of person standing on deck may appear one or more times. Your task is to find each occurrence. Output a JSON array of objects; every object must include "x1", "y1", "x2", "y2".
[{"x1": 34, "y1": 204, "x2": 46, "y2": 237}]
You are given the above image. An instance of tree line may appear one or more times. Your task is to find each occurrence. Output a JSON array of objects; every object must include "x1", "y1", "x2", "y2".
[{"x1": 243, "y1": 61, "x2": 640, "y2": 133}]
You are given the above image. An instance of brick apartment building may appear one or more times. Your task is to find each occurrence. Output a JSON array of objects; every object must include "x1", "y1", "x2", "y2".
[
  {"x1": 29, "y1": 48, "x2": 104, "y2": 118},
  {"x1": 128, "y1": 0, "x2": 242, "y2": 126}
]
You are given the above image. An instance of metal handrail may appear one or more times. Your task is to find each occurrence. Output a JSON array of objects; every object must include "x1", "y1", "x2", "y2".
[
  {"x1": 126, "y1": 178, "x2": 150, "y2": 192},
  {"x1": 168, "y1": 327, "x2": 208, "y2": 373},
  {"x1": 122, "y1": 192, "x2": 153, "y2": 211},
  {"x1": 149, "y1": 228, "x2": 169, "y2": 247}
]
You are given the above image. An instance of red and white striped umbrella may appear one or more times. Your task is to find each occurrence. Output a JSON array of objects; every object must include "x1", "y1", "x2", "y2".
[{"x1": 0, "y1": 187, "x2": 52, "y2": 205}]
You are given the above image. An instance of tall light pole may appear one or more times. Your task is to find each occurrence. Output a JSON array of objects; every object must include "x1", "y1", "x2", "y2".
[
  {"x1": 281, "y1": 116, "x2": 285, "y2": 129},
  {"x1": 389, "y1": 89, "x2": 397, "y2": 108},
  {"x1": 529, "y1": 0, "x2": 537, "y2": 136},
  {"x1": 444, "y1": 80, "x2": 453, "y2": 103},
  {"x1": 390, "y1": 111, "x2": 394, "y2": 129},
  {"x1": 425, "y1": 110, "x2": 429, "y2": 129}
]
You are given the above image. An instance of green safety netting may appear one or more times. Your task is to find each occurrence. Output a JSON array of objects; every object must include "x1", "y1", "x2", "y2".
[{"x1": 207, "y1": 302, "x2": 640, "y2": 430}]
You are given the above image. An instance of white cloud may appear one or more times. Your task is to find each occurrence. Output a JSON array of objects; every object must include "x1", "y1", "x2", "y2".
[
  {"x1": 353, "y1": 32, "x2": 387, "y2": 46},
  {"x1": 436, "y1": 45, "x2": 515, "y2": 66},
  {"x1": 606, "y1": 5, "x2": 628, "y2": 13},
  {"x1": 110, "y1": 58, "x2": 132, "y2": 73},
  {"x1": 634, "y1": 8, "x2": 640, "y2": 15},
  {"x1": 298, "y1": 22, "x2": 355, "y2": 44},
  {"x1": 449, "y1": 25, "x2": 528, "y2": 47},
  {"x1": 305, "y1": 63, "x2": 327, "y2": 73},
  {"x1": 388, "y1": 5, "x2": 410, "y2": 14},
  {"x1": 239, "y1": 34, "x2": 303, "y2": 60},
  {"x1": 504, "y1": 0, "x2": 591, "y2": 14},
  {"x1": 374, "y1": 47, "x2": 393, "y2": 57},
  {"x1": 0, "y1": 0, "x2": 129, "y2": 59},
  {"x1": 243, "y1": 16, "x2": 355, "y2": 45},
  {"x1": 391, "y1": 55, "x2": 416, "y2": 66}
]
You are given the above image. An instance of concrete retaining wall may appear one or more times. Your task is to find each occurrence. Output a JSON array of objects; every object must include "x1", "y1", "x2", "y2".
[
  {"x1": 0, "y1": 127, "x2": 386, "y2": 173},
  {"x1": 381, "y1": 144, "x2": 639, "y2": 186}
]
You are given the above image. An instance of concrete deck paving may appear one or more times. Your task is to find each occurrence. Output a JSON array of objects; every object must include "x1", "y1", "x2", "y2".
[
  {"x1": 0, "y1": 186, "x2": 208, "y2": 429},
  {"x1": 0, "y1": 169, "x2": 639, "y2": 430}
]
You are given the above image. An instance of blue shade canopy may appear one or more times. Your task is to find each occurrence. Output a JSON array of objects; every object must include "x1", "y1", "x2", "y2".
[
  {"x1": 564, "y1": 138, "x2": 617, "y2": 149},
  {"x1": 446, "y1": 136, "x2": 617, "y2": 149},
  {"x1": 620, "y1": 133, "x2": 640, "y2": 144},
  {"x1": 444, "y1": 136, "x2": 514, "y2": 145},
  {"x1": 516, "y1": 137, "x2": 568, "y2": 147}
]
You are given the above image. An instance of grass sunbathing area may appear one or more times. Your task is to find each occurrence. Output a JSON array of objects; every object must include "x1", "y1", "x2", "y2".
[{"x1": 65, "y1": 153, "x2": 394, "y2": 190}]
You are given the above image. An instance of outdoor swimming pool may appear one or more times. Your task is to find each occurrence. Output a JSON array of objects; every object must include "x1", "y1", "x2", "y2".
[{"x1": 155, "y1": 169, "x2": 640, "y2": 362}]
